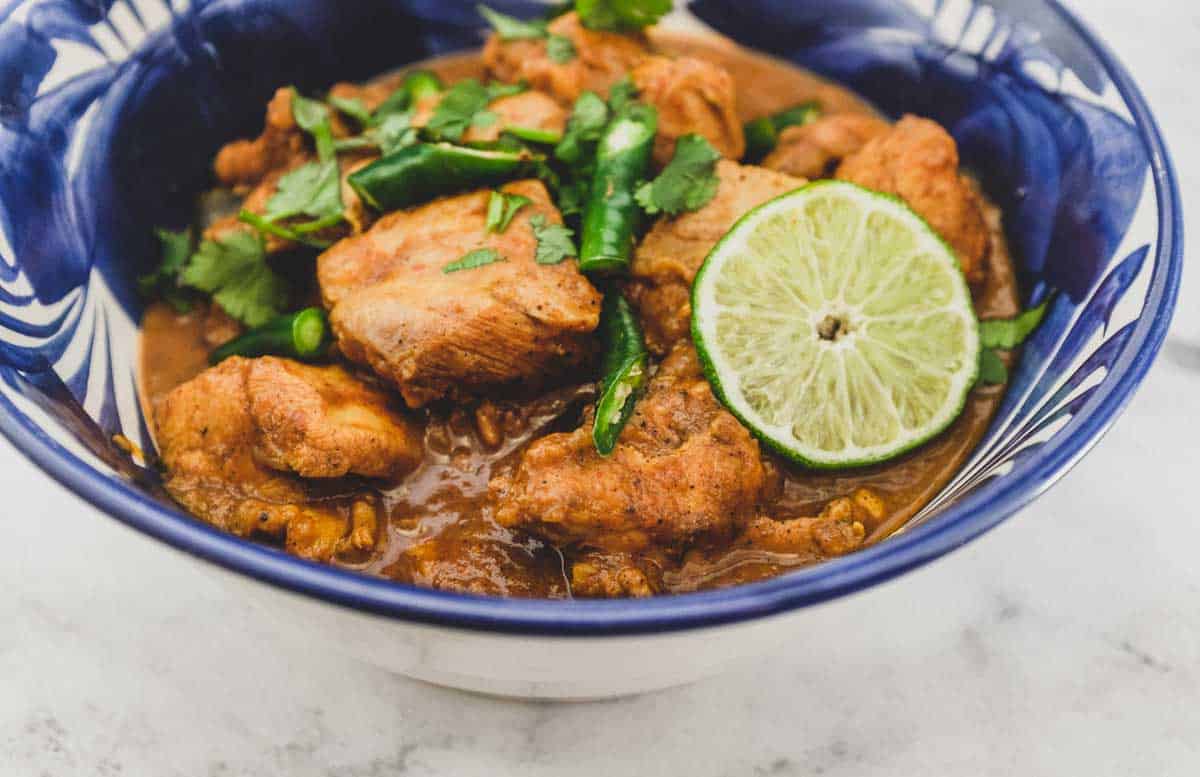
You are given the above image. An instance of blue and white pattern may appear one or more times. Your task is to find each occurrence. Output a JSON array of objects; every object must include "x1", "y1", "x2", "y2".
[{"x1": 0, "y1": 0, "x2": 1181, "y2": 633}]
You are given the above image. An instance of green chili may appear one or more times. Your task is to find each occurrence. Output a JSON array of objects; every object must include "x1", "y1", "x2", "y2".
[
  {"x1": 209, "y1": 307, "x2": 332, "y2": 365},
  {"x1": 347, "y1": 143, "x2": 537, "y2": 211},
  {"x1": 578, "y1": 103, "x2": 658, "y2": 274},
  {"x1": 742, "y1": 101, "x2": 821, "y2": 162},
  {"x1": 592, "y1": 292, "x2": 649, "y2": 455}
]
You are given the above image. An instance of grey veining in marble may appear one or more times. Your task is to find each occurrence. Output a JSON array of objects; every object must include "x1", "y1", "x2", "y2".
[{"x1": 2, "y1": 0, "x2": 1198, "y2": 774}]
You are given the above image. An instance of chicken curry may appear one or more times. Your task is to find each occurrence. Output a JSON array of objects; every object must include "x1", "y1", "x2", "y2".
[{"x1": 137, "y1": 5, "x2": 1027, "y2": 598}]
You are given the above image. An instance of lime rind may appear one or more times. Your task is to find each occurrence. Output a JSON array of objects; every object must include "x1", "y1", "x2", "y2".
[{"x1": 691, "y1": 180, "x2": 980, "y2": 469}]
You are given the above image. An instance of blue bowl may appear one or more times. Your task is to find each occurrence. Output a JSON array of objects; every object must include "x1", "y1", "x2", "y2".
[{"x1": 0, "y1": 0, "x2": 1181, "y2": 643}]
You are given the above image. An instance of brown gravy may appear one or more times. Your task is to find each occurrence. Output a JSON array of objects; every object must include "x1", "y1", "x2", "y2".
[{"x1": 138, "y1": 36, "x2": 1020, "y2": 597}]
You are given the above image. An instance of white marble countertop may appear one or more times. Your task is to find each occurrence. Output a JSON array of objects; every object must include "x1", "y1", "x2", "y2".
[{"x1": 2, "y1": 0, "x2": 1197, "y2": 774}]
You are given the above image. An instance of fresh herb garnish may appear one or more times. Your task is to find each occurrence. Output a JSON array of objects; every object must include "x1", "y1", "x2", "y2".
[
  {"x1": 290, "y1": 90, "x2": 336, "y2": 159},
  {"x1": 975, "y1": 298, "x2": 1051, "y2": 385},
  {"x1": 444, "y1": 247, "x2": 506, "y2": 273},
  {"x1": 980, "y1": 299, "x2": 1050, "y2": 349},
  {"x1": 486, "y1": 81, "x2": 527, "y2": 101},
  {"x1": 530, "y1": 214, "x2": 577, "y2": 264},
  {"x1": 486, "y1": 190, "x2": 532, "y2": 233},
  {"x1": 977, "y1": 348, "x2": 1009, "y2": 386},
  {"x1": 374, "y1": 111, "x2": 420, "y2": 155},
  {"x1": 576, "y1": 0, "x2": 671, "y2": 32},
  {"x1": 546, "y1": 34, "x2": 577, "y2": 63},
  {"x1": 264, "y1": 158, "x2": 343, "y2": 224},
  {"x1": 425, "y1": 79, "x2": 522, "y2": 142},
  {"x1": 425, "y1": 80, "x2": 490, "y2": 141},
  {"x1": 477, "y1": 4, "x2": 548, "y2": 40},
  {"x1": 606, "y1": 76, "x2": 638, "y2": 115},
  {"x1": 635, "y1": 134, "x2": 721, "y2": 216},
  {"x1": 180, "y1": 231, "x2": 290, "y2": 327},
  {"x1": 251, "y1": 89, "x2": 345, "y2": 243},
  {"x1": 138, "y1": 228, "x2": 194, "y2": 313},
  {"x1": 328, "y1": 95, "x2": 373, "y2": 126},
  {"x1": 548, "y1": 91, "x2": 611, "y2": 219},
  {"x1": 555, "y1": 91, "x2": 609, "y2": 164}
]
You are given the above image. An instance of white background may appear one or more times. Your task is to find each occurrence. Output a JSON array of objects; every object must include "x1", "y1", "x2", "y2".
[{"x1": 2, "y1": 0, "x2": 1197, "y2": 774}]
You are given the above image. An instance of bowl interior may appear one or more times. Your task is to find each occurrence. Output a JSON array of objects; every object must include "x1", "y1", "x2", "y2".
[{"x1": 0, "y1": 0, "x2": 1178, "y2": 633}]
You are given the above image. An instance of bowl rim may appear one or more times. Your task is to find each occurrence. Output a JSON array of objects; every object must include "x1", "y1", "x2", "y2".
[{"x1": 0, "y1": 0, "x2": 1182, "y2": 636}]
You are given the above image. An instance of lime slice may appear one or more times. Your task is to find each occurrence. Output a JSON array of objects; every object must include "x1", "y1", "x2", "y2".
[{"x1": 691, "y1": 180, "x2": 980, "y2": 469}]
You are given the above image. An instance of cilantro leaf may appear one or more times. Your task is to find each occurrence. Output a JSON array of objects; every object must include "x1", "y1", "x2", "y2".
[
  {"x1": 486, "y1": 190, "x2": 532, "y2": 233},
  {"x1": 444, "y1": 247, "x2": 506, "y2": 273},
  {"x1": 477, "y1": 4, "x2": 548, "y2": 40},
  {"x1": 328, "y1": 95, "x2": 372, "y2": 126},
  {"x1": 372, "y1": 87, "x2": 415, "y2": 124},
  {"x1": 486, "y1": 81, "x2": 527, "y2": 101},
  {"x1": 555, "y1": 91, "x2": 609, "y2": 165},
  {"x1": 265, "y1": 159, "x2": 343, "y2": 223},
  {"x1": 530, "y1": 214, "x2": 576, "y2": 264},
  {"x1": 606, "y1": 76, "x2": 638, "y2": 115},
  {"x1": 181, "y1": 231, "x2": 290, "y2": 327},
  {"x1": 425, "y1": 79, "x2": 526, "y2": 142},
  {"x1": 979, "y1": 298, "x2": 1051, "y2": 349},
  {"x1": 635, "y1": 134, "x2": 722, "y2": 216},
  {"x1": 290, "y1": 89, "x2": 335, "y2": 161},
  {"x1": 251, "y1": 89, "x2": 346, "y2": 239},
  {"x1": 973, "y1": 298, "x2": 1052, "y2": 387},
  {"x1": 546, "y1": 34, "x2": 577, "y2": 64},
  {"x1": 138, "y1": 228, "x2": 194, "y2": 312},
  {"x1": 426, "y1": 79, "x2": 493, "y2": 141},
  {"x1": 374, "y1": 111, "x2": 419, "y2": 155},
  {"x1": 576, "y1": 0, "x2": 671, "y2": 32},
  {"x1": 473, "y1": 110, "x2": 500, "y2": 129},
  {"x1": 977, "y1": 348, "x2": 1008, "y2": 386}
]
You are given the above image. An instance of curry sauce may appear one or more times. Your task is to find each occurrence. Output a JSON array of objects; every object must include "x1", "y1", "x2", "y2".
[{"x1": 139, "y1": 34, "x2": 1020, "y2": 598}]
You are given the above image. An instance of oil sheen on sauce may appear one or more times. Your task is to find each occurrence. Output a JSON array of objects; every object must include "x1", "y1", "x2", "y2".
[{"x1": 138, "y1": 36, "x2": 1020, "y2": 597}]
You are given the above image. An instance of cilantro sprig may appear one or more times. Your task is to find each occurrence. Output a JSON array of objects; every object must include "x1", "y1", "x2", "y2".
[
  {"x1": 486, "y1": 190, "x2": 532, "y2": 233},
  {"x1": 180, "y1": 231, "x2": 291, "y2": 328},
  {"x1": 138, "y1": 228, "x2": 195, "y2": 313},
  {"x1": 530, "y1": 214, "x2": 577, "y2": 265},
  {"x1": 546, "y1": 34, "x2": 577, "y2": 63},
  {"x1": 555, "y1": 91, "x2": 609, "y2": 165},
  {"x1": 444, "y1": 247, "x2": 506, "y2": 273},
  {"x1": 976, "y1": 298, "x2": 1052, "y2": 385},
  {"x1": 425, "y1": 79, "x2": 526, "y2": 142},
  {"x1": 241, "y1": 89, "x2": 345, "y2": 247},
  {"x1": 576, "y1": 0, "x2": 671, "y2": 32},
  {"x1": 477, "y1": 4, "x2": 549, "y2": 40},
  {"x1": 635, "y1": 134, "x2": 722, "y2": 216}
]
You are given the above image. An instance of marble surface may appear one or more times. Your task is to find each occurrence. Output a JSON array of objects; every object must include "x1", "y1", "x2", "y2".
[{"x1": 2, "y1": 0, "x2": 1198, "y2": 773}]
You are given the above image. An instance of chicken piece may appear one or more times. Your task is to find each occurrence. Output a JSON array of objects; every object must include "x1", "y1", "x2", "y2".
[
  {"x1": 387, "y1": 520, "x2": 568, "y2": 598},
  {"x1": 570, "y1": 551, "x2": 663, "y2": 598},
  {"x1": 318, "y1": 179, "x2": 601, "y2": 407},
  {"x1": 155, "y1": 357, "x2": 422, "y2": 560},
  {"x1": 739, "y1": 489, "x2": 884, "y2": 558},
  {"x1": 836, "y1": 115, "x2": 989, "y2": 284},
  {"x1": 214, "y1": 87, "x2": 307, "y2": 190},
  {"x1": 626, "y1": 161, "x2": 804, "y2": 353},
  {"x1": 631, "y1": 55, "x2": 745, "y2": 164},
  {"x1": 762, "y1": 113, "x2": 890, "y2": 179},
  {"x1": 483, "y1": 12, "x2": 649, "y2": 105},
  {"x1": 491, "y1": 344, "x2": 766, "y2": 551},
  {"x1": 246, "y1": 357, "x2": 423, "y2": 478}
]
